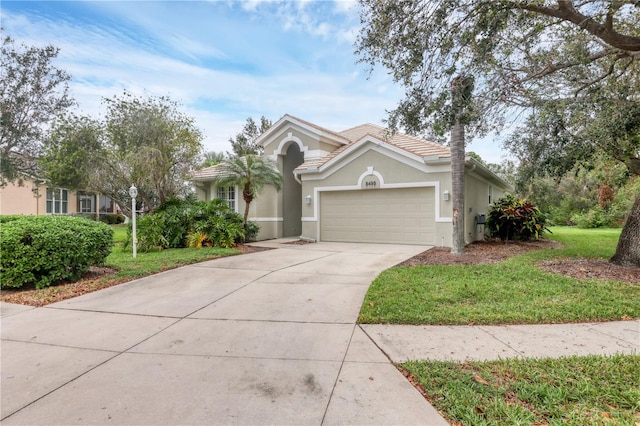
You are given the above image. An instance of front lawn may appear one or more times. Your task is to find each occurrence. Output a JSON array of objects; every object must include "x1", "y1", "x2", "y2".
[
  {"x1": 359, "y1": 227, "x2": 640, "y2": 325},
  {"x1": 403, "y1": 354, "x2": 640, "y2": 425}
]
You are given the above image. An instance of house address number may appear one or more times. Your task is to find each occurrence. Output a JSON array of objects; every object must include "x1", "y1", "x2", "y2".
[{"x1": 365, "y1": 180, "x2": 377, "y2": 188}]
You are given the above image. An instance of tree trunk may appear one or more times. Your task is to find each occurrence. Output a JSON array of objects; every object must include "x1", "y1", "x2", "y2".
[
  {"x1": 610, "y1": 192, "x2": 640, "y2": 267},
  {"x1": 243, "y1": 184, "x2": 252, "y2": 225},
  {"x1": 450, "y1": 117, "x2": 465, "y2": 255}
]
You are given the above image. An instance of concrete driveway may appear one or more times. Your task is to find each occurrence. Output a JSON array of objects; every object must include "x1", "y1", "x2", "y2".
[{"x1": 1, "y1": 240, "x2": 447, "y2": 425}]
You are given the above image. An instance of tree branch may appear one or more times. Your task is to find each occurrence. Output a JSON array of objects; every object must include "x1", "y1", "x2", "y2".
[{"x1": 513, "y1": 0, "x2": 640, "y2": 51}]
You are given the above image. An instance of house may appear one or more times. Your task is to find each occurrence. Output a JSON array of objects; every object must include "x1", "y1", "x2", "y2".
[
  {"x1": 0, "y1": 176, "x2": 117, "y2": 218},
  {"x1": 193, "y1": 114, "x2": 510, "y2": 246}
]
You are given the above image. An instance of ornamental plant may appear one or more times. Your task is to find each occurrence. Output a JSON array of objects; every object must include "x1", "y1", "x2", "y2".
[
  {"x1": 486, "y1": 195, "x2": 549, "y2": 241},
  {"x1": 0, "y1": 215, "x2": 113, "y2": 289}
]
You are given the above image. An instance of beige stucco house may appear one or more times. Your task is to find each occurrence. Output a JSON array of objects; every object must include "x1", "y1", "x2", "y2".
[
  {"x1": 0, "y1": 177, "x2": 117, "y2": 218},
  {"x1": 193, "y1": 114, "x2": 510, "y2": 246}
]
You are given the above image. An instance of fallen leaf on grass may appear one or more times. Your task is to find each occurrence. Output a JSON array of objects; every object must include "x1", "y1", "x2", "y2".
[{"x1": 474, "y1": 375, "x2": 489, "y2": 385}]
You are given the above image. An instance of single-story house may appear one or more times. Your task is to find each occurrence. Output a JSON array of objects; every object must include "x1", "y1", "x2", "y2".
[
  {"x1": 0, "y1": 176, "x2": 117, "y2": 218},
  {"x1": 193, "y1": 114, "x2": 511, "y2": 246}
]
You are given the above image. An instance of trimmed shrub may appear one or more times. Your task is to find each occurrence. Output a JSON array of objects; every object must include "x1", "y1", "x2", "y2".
[
  {"x1": 1, "y1": 215, "x2": 114, "y2": 289},
  {"x1": 486, "y1": 195, "x2": 549, "y2": 241}
]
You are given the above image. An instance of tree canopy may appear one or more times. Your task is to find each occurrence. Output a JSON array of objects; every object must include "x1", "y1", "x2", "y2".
[
  {"x1": 228, "y1": 116, "x2": 272, "y2": 156},
  {"x1": 1, "y1": 33, "x2": 74, "y2": 184},
  {"x1": 357, "y1": 0, "x2": 640, "y2": 136},
  {"x1": 41, "y1": 93, "x2": 203, "y2": 216}
]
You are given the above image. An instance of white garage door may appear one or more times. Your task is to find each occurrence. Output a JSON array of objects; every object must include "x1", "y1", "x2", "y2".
[{"x1": 320, "y1": 187, "x2": 435, "y2": 245}]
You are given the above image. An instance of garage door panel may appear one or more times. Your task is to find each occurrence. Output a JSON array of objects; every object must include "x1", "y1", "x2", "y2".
[{"x1": 320, "y1": 188, "x2": 435, "y2": 245}]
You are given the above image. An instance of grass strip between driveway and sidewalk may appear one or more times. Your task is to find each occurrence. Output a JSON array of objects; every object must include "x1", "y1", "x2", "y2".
[
  {"x1": 402, "y1": 354, "x2": 640, "y2": 426},
  {"x1": 359, "y1": 227, "x2": 640, "y2": 325}
]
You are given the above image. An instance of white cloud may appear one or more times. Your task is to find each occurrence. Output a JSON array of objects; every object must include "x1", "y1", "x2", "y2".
[{"x1": 0, "y1": 1, "x2": 509, "y2": 164}]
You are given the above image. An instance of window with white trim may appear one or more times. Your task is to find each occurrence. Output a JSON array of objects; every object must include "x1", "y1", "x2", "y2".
[
  {"x1": 46, "y1": 188, "x2": 68, "y2": 214},
  {"x1": 488, "y1": 185, "x2": 493, "y2": 205},
  {"x1": 217, "y1": 186, "x2": 236, "y2": 211},
  {"x1": 77, "y1": 192, "x2": 95, "y2": 213}
]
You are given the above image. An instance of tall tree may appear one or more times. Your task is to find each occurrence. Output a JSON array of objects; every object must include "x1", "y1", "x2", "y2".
[
  {"x1": 357, "y1": 0, "x2": 640, "y2": 265},
  {"x1": 0, "y1": 33, "x2": 74, "y2": 184},
  {"x1": 97, "y1": 92, "x2": 203, "y2": 215},
  {"x1": 228, "y1": 116, "x2": 272, "y2": 156},
  {"x1": 215, "y1": 154, "x2": 283, "y2": 225},
  {"x1": 40, "y1": 93, "x2": 203, "y2": 216},
  {"x1": 39, "y1": 114, "x2": 103, "y2": 190}
]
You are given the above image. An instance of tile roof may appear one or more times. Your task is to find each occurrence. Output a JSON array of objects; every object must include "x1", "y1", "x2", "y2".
[
  {"x1": 192, "y1": 163, "x2": 232, "y2": 181},
  {"x1": 295, "y1": 123, "x2": 450, "y2": 171}
]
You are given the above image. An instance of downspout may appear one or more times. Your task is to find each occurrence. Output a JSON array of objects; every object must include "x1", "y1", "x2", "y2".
[{"x1": 293, "y1": 172, "x2": 302, "y2": 185}]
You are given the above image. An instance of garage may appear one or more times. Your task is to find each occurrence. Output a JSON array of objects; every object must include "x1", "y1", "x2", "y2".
[{"x1": 320, "y1": 187, "x2": 435, "y2": 245}]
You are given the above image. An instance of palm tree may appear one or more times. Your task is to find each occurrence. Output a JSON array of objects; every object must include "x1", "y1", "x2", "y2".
[
  {"x1": 216, "y1": 154, "x2": 283, "y2": 225},
  {"x1": 450, "y1": 74, "x2": 473, "y2": 255},
  {"x1": 202, "y1": 151, "x2": 226, "y2": 168}
]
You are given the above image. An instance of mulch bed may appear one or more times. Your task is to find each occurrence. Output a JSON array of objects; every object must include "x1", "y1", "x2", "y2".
[
  {"x1": 399, "y1": 239, "x2": 639, "y2": 285},
  {"x1": 399, "y1": 239, "x2": 560, "y2": 266}
]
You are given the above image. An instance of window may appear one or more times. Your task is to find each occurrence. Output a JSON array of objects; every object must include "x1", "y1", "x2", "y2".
[
  {"x1": 46, "y1": 188, "x2": 68, "y2": 214},
  {"x1": 77, "y1": 192, "x2": 95, "y2": 213},
  {"x1": 99, "y1": 195, "x2": 114, "y2": 213},
  {"x1": 217, "y1": 186, "x2": 236, "y2": 211},
  {"x1": 488, "y1": 185, "x2": 493, "y2": 205}
]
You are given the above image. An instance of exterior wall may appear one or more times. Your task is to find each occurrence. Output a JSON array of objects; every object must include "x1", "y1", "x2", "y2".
[
  {"x1": 465, "y1": 174, "x2": 491, "y2": 243},
  {"x1": 0, "y1": 179, "x2": 90, "y2": 216},
  {"x1": 299, "y1": 146, "x2": 454, "y2": 244},
  {"x1": 263, "y1": 126, "x2": 335, "y2": 160},
  {"x1": 0, "y1": 180, "x2": 44, "y2": 215}
]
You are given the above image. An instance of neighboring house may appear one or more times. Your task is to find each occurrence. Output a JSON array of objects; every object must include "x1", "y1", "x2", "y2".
[
  {"x1": 193, "y1": 114, "x2": 511, "y2": 246},
  {"x1": 0, "y1": 176, "x2": 117, "y2": 217}
]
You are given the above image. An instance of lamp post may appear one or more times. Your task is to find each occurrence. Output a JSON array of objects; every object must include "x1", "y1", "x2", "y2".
[{"x1": 129, "y1": 184, "x2": 138, "y2": 258}]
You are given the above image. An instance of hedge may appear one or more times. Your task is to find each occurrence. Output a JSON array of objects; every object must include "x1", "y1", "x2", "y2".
[{"x1": 1, "y1": 215, "x2": 114, "y2": 289}]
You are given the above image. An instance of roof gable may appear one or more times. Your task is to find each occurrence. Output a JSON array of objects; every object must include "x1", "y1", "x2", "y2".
[{"x1": 296, "y1": 124, "x2": 450, "y2": 172}]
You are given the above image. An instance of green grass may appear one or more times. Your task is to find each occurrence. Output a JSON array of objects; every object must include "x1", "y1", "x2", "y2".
[
  {"x1": 359, "y1": 227, "x2": 639, "y2": 325},
  {"x1": 111, "y1": 224, "x2": 128, "y2": 244},
  {"x1": 403, "y1": 354, "x2": 640, "y2": 426},
  {"x1": 105, "y1": 224, "x2": 239, "y2": 281},
  {"x1": 105, "y1": 245, "x2": 239, "y2": 281}
]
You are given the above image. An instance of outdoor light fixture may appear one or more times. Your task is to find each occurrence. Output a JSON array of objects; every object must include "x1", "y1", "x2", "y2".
[
  {"x1": 129, "y1": 184, "x2": 138, "y2": 258},
  {"x1": 443, "y1": 190, "x2": 450, "y2": 201},
  {"x1": 305, "y1": 195, "x2": 312, "y2": 205}
]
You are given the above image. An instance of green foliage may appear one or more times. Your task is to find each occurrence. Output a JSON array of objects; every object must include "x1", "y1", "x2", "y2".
[
  {"x1": 228, "y1": 116, "x2": 272, "y2": 156},
  {"x1": 486, "y1": 195, "x2": 549, "y2": 241},
  {"x1": 243, "y1": 221, "x2": 260, "y2": 242},
  {"x1": 127, "y1": 198, "x2": 247, "y2": 252},
  {"x1": 571, "y1": 206, "x2": 615, "y2": 229},
  {"x1": 1, "y1": 32, "x2": 74, "y2": 185},
  {"x1": 216, "y1": 154, "x2": 283, "y2": 224},
  {"x1": 357, "y1": 1, "x2": 639, "y2": 137},
  {"x1": 39, "y1": 114, "x2": 103, "y2": 190},
  {"x1": 100, "y1": 213, "x2": 125, "y2": 225},
  {"x1": 0, "y1": 216, "x2": 113, "y2": 289},
  {"x1": 201, "y1": 151, "x2": 226, "y2": 168}
]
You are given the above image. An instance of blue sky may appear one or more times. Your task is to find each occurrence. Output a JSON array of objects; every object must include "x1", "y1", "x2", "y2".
[{"x1": 2, "y1": 0, "x2": 506, "y2": 162}]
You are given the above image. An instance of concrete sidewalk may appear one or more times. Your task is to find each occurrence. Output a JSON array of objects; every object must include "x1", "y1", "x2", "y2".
[
  {"x1": 362, "y1": 320, "x2": 639, "y2": 363},
  {"x1": 1, "y1": 240, "x2": 448, "y2": 425}
]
